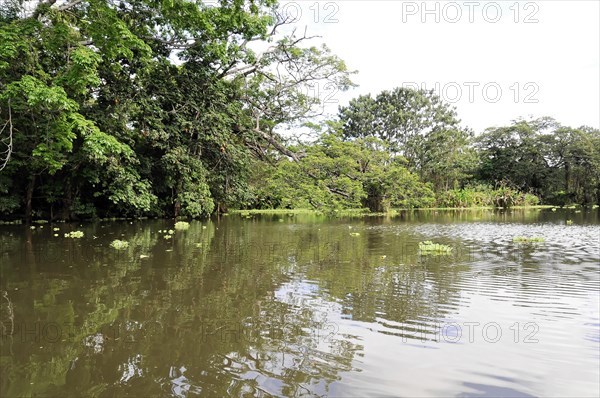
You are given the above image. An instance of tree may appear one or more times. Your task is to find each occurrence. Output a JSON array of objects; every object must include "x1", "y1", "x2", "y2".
[
  {"x1": 267, "y1": 122, "x2": 434, "y2": 212},
  {"x1": 338, "y1": 87, "x2": 464, "y2": 173},
  {"x1": 0, "y1": 0, "x2": 356, "y2": 219},
  {"x1": 544, "y1": 125, "x2": 600, "y2": 204},
  {"x1": 475, "y1": 117, "x2": 600, "y2": 205}
]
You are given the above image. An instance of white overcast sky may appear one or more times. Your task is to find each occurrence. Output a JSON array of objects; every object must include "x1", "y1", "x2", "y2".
[{"x1": 277, "y1": 0, "x2": 600, "y2": 133}]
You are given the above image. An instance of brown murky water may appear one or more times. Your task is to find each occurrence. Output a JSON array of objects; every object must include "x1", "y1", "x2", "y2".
[{"x1": 1, "y1": 209, "x2": 599, "y2": 397}]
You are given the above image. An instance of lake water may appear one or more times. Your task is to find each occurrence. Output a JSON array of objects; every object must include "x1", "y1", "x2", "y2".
[{"x1": 1, "y1": 209, "x2": 599, "y2": 397}]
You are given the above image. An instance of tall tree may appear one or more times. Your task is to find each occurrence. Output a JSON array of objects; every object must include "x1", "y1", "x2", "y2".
[
  {"x1": 268, "y1": 122, "x2": 434, "y2": 212},
  {"x1": 338, "y1": 87, "x2": 472, "y2": 186}
]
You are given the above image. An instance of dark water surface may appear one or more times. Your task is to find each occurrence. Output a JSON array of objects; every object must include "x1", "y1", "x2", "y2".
[{"x1": 1, "y1": 209, "x2": 599, "y2": 397}]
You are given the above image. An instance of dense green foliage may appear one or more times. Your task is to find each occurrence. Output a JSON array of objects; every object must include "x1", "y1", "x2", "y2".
[
  {"x1": 256, "y1": 112, "x2": 598, "y2": 212},
  {"x1": 1, "y1": 1, "x2": 598, "y2": 220},
  {"x1": 476, "y1": 118, "x2": 600, "y2": 206},
  {"x1": 264, "y1": 124, "x2": 435, "y2": 213},
  {"x1": 0, "y1": 0, "x2": 354, "y2": 220}
]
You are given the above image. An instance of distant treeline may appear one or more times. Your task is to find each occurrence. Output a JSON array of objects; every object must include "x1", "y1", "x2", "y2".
[{"x1": 1, "y1": 1, "x2": 598, "y2": 221}]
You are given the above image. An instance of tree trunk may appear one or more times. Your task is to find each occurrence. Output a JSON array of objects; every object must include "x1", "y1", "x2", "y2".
[
  {"x1": 565, "y1": 162, "x2": 570, "y2": 193},
  {"x1": 62, "y1": 183, "x2": 73, "y2": 221},
  {"x1": 363, "y1": 192, "x2": 384, "y2": 213},
  {"x1": 217, "y1": 202, "x2": 228, "y2": 214},
  {"x1": 174, "y1": 181, "x2": 182, "y2": 217},
  {"x1": 174, "y1": 199, "x2": 181, "y2": 218},
  {"x1": 25, "y1": 175, "x2": 35, "y2": 224}
]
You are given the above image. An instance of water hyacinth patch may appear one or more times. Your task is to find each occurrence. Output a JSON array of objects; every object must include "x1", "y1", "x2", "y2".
[
  {"x1": 419, "y1": 241, "x2": 453, "y2": 254},
  {"x1": 174, "y1": 221, "x2": 190, "y2": 230},
  {"x1": 512, "y1": 236, "x2": 545, "y2": 243},
  {"x1": 110, "y1": 240, "x2": 129, "y2": 250},
  {"x1": 64, "y1": 231, "x2": 84, "y2": 238}
]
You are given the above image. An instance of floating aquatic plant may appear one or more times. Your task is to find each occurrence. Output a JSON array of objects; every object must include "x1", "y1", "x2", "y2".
[
  {"x1": 110, "y1": 239, "x2": 129, "y2": 250},
  {"x1": 512, "y1": 236, "x2": 545, "y2": 243},
  {"x1": 419, "y1": 241, "x2": 453, "y2": 254},
  {"x1": 64, "y1": 231, "x2": 84, "y2": 238},
  {"x1": 566, "y1": 220, "x2": 573, "y2": 225},
  {"x1": 53, "y1": 227, "x2": 60, "y2": 231},
  {"x1": 167, "y1": 229, "x2": 174, "y2": 235},
  {"x1": 139, "y1": 254, "x2": 149, "y2": 259},
  {"x1": 551, "y1": 208, "x2": 557, "y2": 212},
  {"x1": 350, "y1": 232, "x2": 360, "y2": 237},
  {"x1": 0, "y1": 220, "x2": 22, "y2": 225},
  {"x1": 174, "y1": 221, "x2": 190, "y2": 230},
  {"x1": 164, "y1": 234, "x2": 172, "y2": 239}
]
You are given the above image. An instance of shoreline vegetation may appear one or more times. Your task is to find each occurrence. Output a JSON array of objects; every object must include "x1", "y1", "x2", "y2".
[
  {"x1": 231, "y1": 205, "x2": 560, "y2": 214},
  {"x1": 3, "y1": 204, "x2": 596, "y2": 225},
  {"x1": 1, "y1": 2, "x2": 599, "y2": 223}
]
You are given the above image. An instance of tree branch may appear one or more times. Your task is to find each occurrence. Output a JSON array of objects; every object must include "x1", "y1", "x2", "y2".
[{"x1": 0, "y1": 99, "x2": 13, "y2": 171}]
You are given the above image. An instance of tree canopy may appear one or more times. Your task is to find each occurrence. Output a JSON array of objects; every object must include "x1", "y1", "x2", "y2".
[
  {"x1": 1, "y1": 2, "x2": 598, "y2": 221},
  {"x1": 0, "y1": 0, "x2": 355, "y2": 220}
]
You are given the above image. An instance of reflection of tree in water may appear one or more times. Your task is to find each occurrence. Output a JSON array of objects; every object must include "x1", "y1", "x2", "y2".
[
  {"x1": 292, "y1": 224, "x2": 470, "y2": 342},
  {"x1": 118, "y1": 219, "x2": 363, "y2": 397},
  {"x1": 0, "y1": 219, "x2": 362, "y2": 396},
  {"x1": 2, "y1": 212, "x2": 599, "y2": 395},
  {"x1": 8, "y1": 213, "x2": 571, "y2": 396}
]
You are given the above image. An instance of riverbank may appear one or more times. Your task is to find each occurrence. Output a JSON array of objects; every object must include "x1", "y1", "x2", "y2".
[{"x1": 228, "y1": 205, "x2": 590, "y2": 216}]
